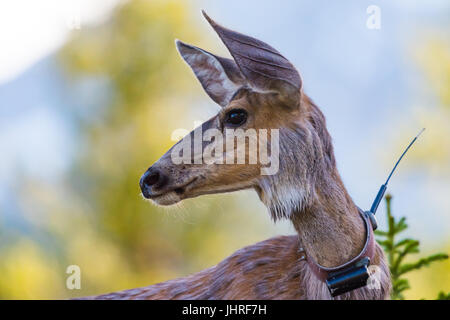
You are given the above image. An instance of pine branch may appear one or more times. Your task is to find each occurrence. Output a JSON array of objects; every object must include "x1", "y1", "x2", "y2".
[
  {"x1": 437, "y1": 292, "x2": 450, "y2": 300},
  {"x1": 375, "y1": 194, "x2": 449, "y2": 300},
  {"x1": 398, "y1": 253, "x2": 449, "y2": 276}
]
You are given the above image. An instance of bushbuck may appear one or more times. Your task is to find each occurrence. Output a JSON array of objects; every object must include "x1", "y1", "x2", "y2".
[{"x1": 91, "y1": 11, "x2": 391, "y2": 300}]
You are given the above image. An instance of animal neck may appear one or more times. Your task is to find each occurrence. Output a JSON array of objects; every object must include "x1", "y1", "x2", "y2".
[{"x1": 291, "y1": 170, "x2": 366, "y2": 268}]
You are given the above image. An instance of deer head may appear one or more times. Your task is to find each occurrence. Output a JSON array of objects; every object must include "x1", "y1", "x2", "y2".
[{"x1": 140, "y1": 12, "x2": 337, "y2": 221}]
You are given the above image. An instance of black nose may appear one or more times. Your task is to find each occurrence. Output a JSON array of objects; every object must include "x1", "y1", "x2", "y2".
[
  {"x1": 140, "y1": 168, "x2": 167, "y2": 194},
  {"x1": 144, "y1": 171, "x2": 160, "y2": 186}
]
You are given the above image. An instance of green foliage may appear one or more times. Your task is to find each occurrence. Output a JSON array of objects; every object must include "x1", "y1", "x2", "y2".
[
  {"x1": 375, "y1": 194, "x2": 449, "y2": 300},
  {"x1": 437, "y1": 291, "x2": 450, "y2": 300},
  {"x1": 0, "y1": 0, "x2": 273, "y2": 299},
  {"x1": 52, "y1": 0, "x2": 271, "y2": 297},
  {"x1": 0, "y1": 0, "x2": 448, "y2": 300}
]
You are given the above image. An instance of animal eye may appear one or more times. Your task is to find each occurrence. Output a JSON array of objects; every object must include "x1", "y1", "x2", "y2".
[{"x1": 224, "y1": 109, "x2": 248, "y2": 127}]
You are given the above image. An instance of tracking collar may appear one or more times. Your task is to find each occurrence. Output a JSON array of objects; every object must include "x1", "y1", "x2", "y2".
[
  {"x1": 303, "y1": 208, "x2": 377, "y2": 297},
  {"x1": 300, "y1": 129, "x2": 424, "y2": 297}
]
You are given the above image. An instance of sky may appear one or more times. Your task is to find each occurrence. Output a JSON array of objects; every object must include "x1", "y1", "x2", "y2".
[
  {"x1": 0, "y1": 0, "x2": 120, "y2": 84},
  {"x1": 0, "y1": 0, "x2": 449, "y2": 245},
  {"x1": 201, "y1": 0, "x2": 450, "y2": 244}
]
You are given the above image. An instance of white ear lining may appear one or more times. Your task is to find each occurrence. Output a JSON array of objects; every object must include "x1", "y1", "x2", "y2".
[{"x1": 176, "y1": 40, "x2": 241, "y2": 107}]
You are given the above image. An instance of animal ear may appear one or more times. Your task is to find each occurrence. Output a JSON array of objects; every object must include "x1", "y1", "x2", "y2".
[
  {"x1": 176, "y1": 40, "x2": 246, "y2": 107},
  {"x1": 202, "y1": 11, "x2": 302, "y2": 108}
]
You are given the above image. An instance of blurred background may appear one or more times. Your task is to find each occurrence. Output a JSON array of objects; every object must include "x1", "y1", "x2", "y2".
[{"x1": 0, "y1": 0, "x2": 448, "y2": 299}]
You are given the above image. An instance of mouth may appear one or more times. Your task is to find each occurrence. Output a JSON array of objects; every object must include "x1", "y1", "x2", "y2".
[{"x1": 143, "y1": 177, "x2": 198, "y2": 205}]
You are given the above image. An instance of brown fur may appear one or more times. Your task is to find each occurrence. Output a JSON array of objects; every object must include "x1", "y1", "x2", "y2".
[
  {"x1": 88, "y1": 13, "x2": 392, "y2": 300},
  {"x1": 89, "y1": 236, "x2": 389, "y2": 300},
  {"x1": 88, "y1": 92, "x2": 391, "y2": 300}
]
